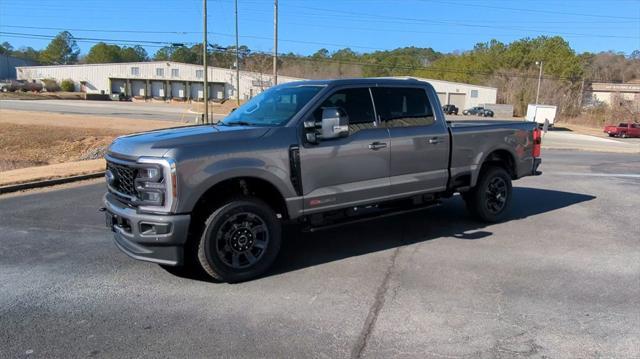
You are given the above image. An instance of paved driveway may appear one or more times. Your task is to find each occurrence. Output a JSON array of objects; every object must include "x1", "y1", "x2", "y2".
[
  {"x1": 0, "y1": 99, "x2": 225, "y2": 123},
  {"x1": 1, "y1": 150, "x2": 638, "y2": 358}
]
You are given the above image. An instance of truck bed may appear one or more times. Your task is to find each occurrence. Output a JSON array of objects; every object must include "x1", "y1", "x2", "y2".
[{"x1": 447, "y1": 119, "x2": 538, "y2": 188}]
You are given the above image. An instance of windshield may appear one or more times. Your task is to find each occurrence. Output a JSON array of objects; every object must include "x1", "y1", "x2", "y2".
[{"x1": 220, "y1": 85, "x2": 324, "y2": 126}]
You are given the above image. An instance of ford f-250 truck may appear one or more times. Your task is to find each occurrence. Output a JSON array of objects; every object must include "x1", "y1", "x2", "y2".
[{"x1": 102, "y1": 78, "x2": 542, "y2": 282}]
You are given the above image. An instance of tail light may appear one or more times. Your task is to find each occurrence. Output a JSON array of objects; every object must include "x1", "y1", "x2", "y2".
[{"x1": 532, "y1": 128, "x2": 542, "y2": 158}]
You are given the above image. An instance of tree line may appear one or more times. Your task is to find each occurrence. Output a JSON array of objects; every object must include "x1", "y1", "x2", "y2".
[{"x1": 2, "y1": 31, "x2": 638, "y2": 116}]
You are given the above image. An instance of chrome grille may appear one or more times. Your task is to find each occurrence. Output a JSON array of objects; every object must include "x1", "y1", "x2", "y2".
[{"x1": 106, "y1": 161, "x2": 138, "y2": 198}]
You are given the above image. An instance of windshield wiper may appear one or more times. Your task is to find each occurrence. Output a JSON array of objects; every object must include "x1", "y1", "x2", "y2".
[{"x1": 220, "y1": 121, "x2": 253, "y2": 126}]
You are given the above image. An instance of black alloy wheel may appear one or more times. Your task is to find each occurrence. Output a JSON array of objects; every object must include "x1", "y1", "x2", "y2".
[
  {"x1": 215, "y1": 212, "x2": 269, "y2": 269},
  {"x1": 485, "y1": 176, "x2": 508, "y2": 214},
  {"x1": 197, "y1": 197, "x2": 281, "y2": 282},
  {"x1": 464, "y1": 165, "x2": 513, "y2": 222}
]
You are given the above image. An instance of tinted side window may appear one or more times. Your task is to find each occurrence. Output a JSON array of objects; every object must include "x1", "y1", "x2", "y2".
[
  {"x1": 314, "y1": 88, "x2": 376, "y2": 126},
  {"x1": 371, "y1": 87, "x2": 434, "y2": 127}
]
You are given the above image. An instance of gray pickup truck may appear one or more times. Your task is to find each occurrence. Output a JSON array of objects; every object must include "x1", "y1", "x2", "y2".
[{"x1": 103, "y1": 78, "x2": 542, "y2": 282}]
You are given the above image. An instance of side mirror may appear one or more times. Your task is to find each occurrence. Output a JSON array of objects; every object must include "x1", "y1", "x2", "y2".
[
  {"x1": 304, "y1": 107, "x2": 349, "y2": 144},
  {"x1": 320, "y1": 107, "x2": 349, "y2": 140}
]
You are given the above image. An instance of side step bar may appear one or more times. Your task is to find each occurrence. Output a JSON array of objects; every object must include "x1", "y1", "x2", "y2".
[{"x1": 303, "y1": 201, "x2": 441, "y2": 233}]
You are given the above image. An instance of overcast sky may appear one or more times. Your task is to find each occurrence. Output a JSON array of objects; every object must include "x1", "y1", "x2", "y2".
[{"x1": 1, "y1": 0, "x2": 638, "y2": 56}]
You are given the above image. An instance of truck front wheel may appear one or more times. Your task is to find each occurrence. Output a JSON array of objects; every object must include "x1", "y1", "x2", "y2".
[
  {"x1": 197, "y1": 197, "x2": 282, "y2": 282},
  {"x1": 465, "y1": 166, "x2": 512, "y2": 223}
]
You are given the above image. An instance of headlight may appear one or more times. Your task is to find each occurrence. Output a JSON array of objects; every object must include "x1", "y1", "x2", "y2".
[{"x1": 135, "y1": 157, "x2": 177, "y2": 214}]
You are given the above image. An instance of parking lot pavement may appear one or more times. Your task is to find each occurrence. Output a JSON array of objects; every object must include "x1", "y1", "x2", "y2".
[
  {"x1": 1, "y1": 149, "x2": 639, "y2": 358},
  {"x1": 541, "y1": 131, "x2": 640, "y2": 153},
  {"x1": 0, "y1": 99, "x2": 225, "y2": 123}
]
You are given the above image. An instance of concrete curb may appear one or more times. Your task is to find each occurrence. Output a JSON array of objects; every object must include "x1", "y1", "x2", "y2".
[
  {"x1": 542, "y1": 146, "x2": 640, "y2": 154},
  {"x1": 0, "y1": 172, "x2": 105, "y2": 194}
]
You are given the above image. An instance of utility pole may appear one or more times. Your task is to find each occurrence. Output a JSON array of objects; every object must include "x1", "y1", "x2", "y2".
[
  {"x1": 534, "y1": 60, "x2": 543, "y2": 123},
  {"x1": 535, "y1": 61, "x2": 543, "y2": 106},
  {"x1": 235, "y1": 0, "x2": 240, "y2": 106},
  {"x1": 203, "y1": 0, "x2": 208, "y2": 123},
  {"x1": 273, "y1": 0, "x2": 278, "y2": 86}
]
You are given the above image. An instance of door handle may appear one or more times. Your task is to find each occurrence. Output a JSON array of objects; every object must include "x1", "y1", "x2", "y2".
[
  {"x1": 428, "y1": 137, "x2": 441, "y2": 144},
  {"x1": 368, "y1": 142, "x2": 388, "y2": 150}
]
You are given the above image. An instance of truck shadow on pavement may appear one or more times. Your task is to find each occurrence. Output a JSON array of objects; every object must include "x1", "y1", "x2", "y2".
[
  {"x1": 268, "y1": 187, "x2": 595, "y2": 277},
  {"x1": 164, "y1": 187, "x2": 594, "y2": 282}
]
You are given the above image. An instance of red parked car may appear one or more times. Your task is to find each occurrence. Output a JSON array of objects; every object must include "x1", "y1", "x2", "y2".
[{"x1": 603, "y1": 122, "x2": 640, "y2": 138}]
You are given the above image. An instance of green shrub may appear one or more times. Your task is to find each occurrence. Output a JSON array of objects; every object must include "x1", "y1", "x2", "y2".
[
  {"x1": 60, "y1": 79, "x2": 75, "y2": 92},
  {"x1": 42, "y1": 79, "x2": 60, "y2": 92}
]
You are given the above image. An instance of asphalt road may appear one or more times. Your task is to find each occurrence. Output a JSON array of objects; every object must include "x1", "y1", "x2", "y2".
[
  {"x1": 0, "y1": 99, "x2": 225, "y2": 123},
  {"x1": 1, "y1": 149, "x2": 639, "y2": 358}
]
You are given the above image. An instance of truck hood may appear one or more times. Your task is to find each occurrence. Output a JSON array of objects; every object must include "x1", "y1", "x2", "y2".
[{"x1": 107, "y1": 124, "x2": 271, "y2": 159}]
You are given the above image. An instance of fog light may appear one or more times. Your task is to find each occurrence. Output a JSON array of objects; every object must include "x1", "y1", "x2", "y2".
[
  {"x1": 140, "y1": 191, "x2": 163, "y2": 203},
  {"x1": 140, "y1": 222, "x2": 171, "y2": 235}
]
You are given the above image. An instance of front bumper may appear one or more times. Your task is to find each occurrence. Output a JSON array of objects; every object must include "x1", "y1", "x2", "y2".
[{"x1": 103, "y1": 193, "x2": 190, "y2": 266}]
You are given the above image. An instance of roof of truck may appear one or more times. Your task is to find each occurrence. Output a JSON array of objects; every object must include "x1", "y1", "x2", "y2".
[{"x1": 281, "y1": 77, "x2": 429, "y2": 87}]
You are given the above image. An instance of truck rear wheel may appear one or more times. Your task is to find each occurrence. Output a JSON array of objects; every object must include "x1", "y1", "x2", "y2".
[
  {"x1": 197, "y1": 197, "x2": 281, "y2": 282},
  {"x1": 465, "y1": 166, "x2": 512, "y2": 223}
]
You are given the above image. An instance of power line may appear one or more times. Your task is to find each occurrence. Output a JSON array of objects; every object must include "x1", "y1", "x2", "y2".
[
  {"x1": 428, "y1": 0, "x2": 640, "y2": 20},
  {"x1": 0, "y1": 32, "x2": 171, "y2": 48},
  {"x1": 2, "y1": 24, "x2": 637, "y2": 58},
  {"x1": 2, "y1": 32, "x2": 610, "y2": 83},
  {"x1": 0, "y1": 26, "x2": 390, "y2": 51},
  {"x1": 1, "y1": 25, "x2": 194, "y2": 35},
  {"x1": 0, "y1": 30, "x2": 622, "y2": 83},
  {"x1": 281, "y1": 4, "x2": 640, "y2": 39}
]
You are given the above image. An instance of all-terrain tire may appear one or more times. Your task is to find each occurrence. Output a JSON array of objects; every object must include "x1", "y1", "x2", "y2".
[
  {"x1": 464, "y1": 166, "x2": 513, "y2": 223},
  {"x1": 197, "y1": 197, "x2": 281, "y2": 283}
]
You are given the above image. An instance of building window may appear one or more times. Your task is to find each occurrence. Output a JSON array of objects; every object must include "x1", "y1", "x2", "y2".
[
  {"x1": 470, "y1": 90, "x2": 479, "y2": 98},
  {"x1": 131, "y1": 67, "x2": 140, "y2": 76},
  {"x1": 171, "y1": 68, "x2": 179, "y2": 78},
  {"x1": 196, "y1": 69, "x2": 203, "y2": 79},
  {"x1": 156, "y1": 68, "x2": 164, "y2": 77}
]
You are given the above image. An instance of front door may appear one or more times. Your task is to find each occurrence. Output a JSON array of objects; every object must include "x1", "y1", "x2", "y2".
[
  {"x1": 371, "y1": 86, "x2": 450, "y2": 196},
  {"x1": 299, "y1": 87, "x2": 390, "y2": 213}
]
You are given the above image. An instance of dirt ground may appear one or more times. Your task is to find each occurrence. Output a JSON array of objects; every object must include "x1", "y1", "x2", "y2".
[
  {"x1": 0, "y1": 109, "x2": 184, "y2": 172},
  {"x1": 190, "y1": 99, "x2": 248, "y2": 114},
  {"x1": 554, "y1": 122, "x2": 606, "y2": 136},
  {"x1": 0, "y1": 91, "x2": 85, "y2": 100}
]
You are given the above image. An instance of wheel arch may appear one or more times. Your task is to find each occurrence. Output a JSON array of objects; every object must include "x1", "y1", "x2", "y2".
[
  {"x1": 471, "y1": 148, "x2": 517, "y2": 187},
  {"x1": 190, "y1": 176, "x2": 290, "y2": 221}
]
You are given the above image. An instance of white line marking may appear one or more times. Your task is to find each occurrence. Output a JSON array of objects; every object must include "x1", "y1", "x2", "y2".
[{"x1": 549, "y1": 172, "x2": 640, "y2": 178}]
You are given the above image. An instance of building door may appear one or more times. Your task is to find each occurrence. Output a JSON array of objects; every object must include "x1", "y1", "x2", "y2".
[
  {"x1": 151, "y1": 81, "x2": 164, "y2": 98},
  {"x1": 111, "y1": 80, "x2": 125, "y2": 94},
  {"x1": 131, "y1": 81, "x2": 146, "y2": 97},
  {"x1": 448, "y1": 93, "x2": 465, "y2": 110},
  {"x1": 171, "y1": 82, "x2": 185, "y2": 98}
]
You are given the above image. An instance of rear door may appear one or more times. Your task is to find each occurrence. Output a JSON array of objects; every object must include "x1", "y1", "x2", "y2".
[
  {"x1": 371, "y1": 86, "x2": 450, "y2": 196},
  {"x1": 299, "y1": 87, "x2": 390, "y2": 213}
]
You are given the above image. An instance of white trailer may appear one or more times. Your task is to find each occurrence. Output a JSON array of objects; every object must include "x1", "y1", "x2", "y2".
[{"x1": 526, "y1": 104, "x2": 557, "y2": 128}]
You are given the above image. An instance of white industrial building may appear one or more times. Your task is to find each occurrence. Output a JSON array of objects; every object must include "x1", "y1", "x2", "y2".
[
  {"x1": 16, "y1": 62, "x2": 497, "y2": 109},
  {"x1": 394, "y1": 76, "x2": 497, "y2": 109},
  {"x1": 16, "y1": 61, "x2": 301, "y2": 101}
]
